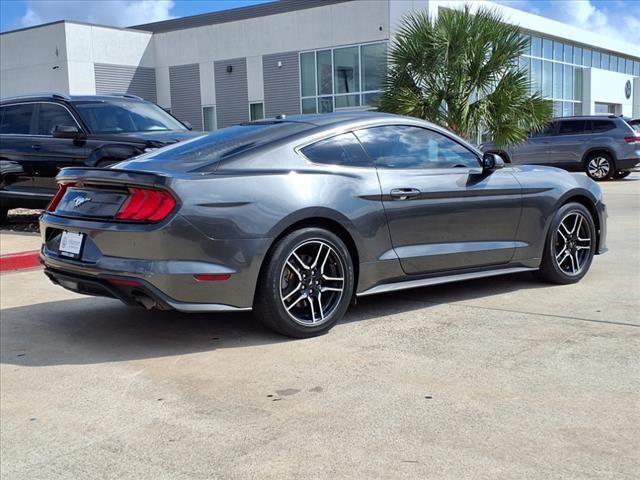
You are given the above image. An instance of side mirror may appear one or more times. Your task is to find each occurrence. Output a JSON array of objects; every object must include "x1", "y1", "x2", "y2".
[
  {"x1": 482, "y1": 152, "x2": 505, "y2": 173},
  {"x1": 182, "y1": 121, "x2": 193, "y2": 131},
  {"x1": 52, "y1": 125, "x2": 85, "y2": 139}
]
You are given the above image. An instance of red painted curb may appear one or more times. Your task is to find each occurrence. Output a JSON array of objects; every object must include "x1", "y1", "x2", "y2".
[{"x1": 0, "y1": 251, "x2": 41, "y2": 273}]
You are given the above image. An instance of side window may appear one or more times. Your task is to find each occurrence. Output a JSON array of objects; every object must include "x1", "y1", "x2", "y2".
[
  {"x1": 558, "y1": 120, "x2": 588, "y2": 135},
  {"x1": 301, "y1": 132, "x2": 370, "y2": 166},
  {"x1": 355, "y1": 125, "x2": 479, "y2": 169},
  {"x1": 592, "y1": 120, "x2": 615, "y2": 133},
  {"x1": 0, "y1": 104, "x2": 34, "y2": 134},
  {"x1": 37, "y1": 103, "x2": 77, "y2": 135},
  {"x1": 531, "y1": 121, "x2": 556, "y2": 137}
]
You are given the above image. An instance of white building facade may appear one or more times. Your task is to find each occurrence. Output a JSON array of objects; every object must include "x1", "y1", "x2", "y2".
[{"x1": 1, "y1": 0, "x2": 639, "y2": 131}]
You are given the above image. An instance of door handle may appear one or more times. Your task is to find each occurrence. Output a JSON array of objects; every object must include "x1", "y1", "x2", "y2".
[
  {"x1": 390, "y1": 188, "x2": 421, "y2": 200},
  {"x1": 31, "y1": 144, "x2": 42, "y2": 150}
]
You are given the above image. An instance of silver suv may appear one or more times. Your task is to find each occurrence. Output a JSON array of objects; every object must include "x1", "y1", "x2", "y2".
[{"x1": 481, "y1": 116, "x2": 640, "y2": 181}]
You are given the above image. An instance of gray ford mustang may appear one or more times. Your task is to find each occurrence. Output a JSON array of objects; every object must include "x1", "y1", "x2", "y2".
[{"x1": 40, "y1": 112, "x2": 607, "y2": 337}]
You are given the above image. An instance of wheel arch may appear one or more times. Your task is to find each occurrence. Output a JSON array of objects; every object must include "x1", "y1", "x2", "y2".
[
  {"x1": 581, "y1": 147, "x2": 617, "y2": 166},
  {"x1": 559, "y1": 193, "x2": 602, "y2": 253},
  {"x1": 257, "y1": 213, "x2": 361, "y2": 300}
]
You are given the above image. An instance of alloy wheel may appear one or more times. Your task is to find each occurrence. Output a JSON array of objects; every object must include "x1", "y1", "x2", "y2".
[
  {"x1": 554, "y1": 211, "x2": 592, "y2": 276},
  {"x1": 279, "y1": 240, "x2": 345, "y2": 326},
  {"x1": 587, "y1": 156, "x2": 611, "y2": 179}
]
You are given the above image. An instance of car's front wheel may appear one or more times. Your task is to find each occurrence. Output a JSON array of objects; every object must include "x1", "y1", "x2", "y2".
[
  {"x1": 585, "y1": 152, "x2": 614, "y2": 181},
  {"x1": 535, "y1": 202, "x2": 596, "y2": 284},
  {"x1": 254, "y1": 227, "x2": 355, "y2": 338}
]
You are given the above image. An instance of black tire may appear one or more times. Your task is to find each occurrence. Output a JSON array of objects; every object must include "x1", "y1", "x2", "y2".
[
  {"x1": 535, "y1": 202, "x2": 596, "y2": 285},
  {"x1": 584, "y1": 152, "x2": 614, "y2": 181},
  {"x1": 254, "y1": 227, "x2": 355, "y2": 338},
  {"x1": 0, "y1": 207, "x2": 8, "y2": 225},
  {"x1": 613, "y1": 170, "x2": 631, "y2": 179}
]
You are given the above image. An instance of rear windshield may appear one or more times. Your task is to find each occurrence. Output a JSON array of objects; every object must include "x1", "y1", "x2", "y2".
[
  {"x1": 626, "y1": 120, "x2": 640, "y2": 133},
  {"x1": 117, "y1": 122, "x2": 312, "y2": 172}
]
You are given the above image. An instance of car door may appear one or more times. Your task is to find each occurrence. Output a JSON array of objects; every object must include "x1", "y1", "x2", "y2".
[
  {"x1": 355, "y1": 125, "x2": 522, "y2": 275},
  {"x1": 547, "y1": 119, "x2": 590, "y2": 168},
  {"x1": 30, "y1": 102, "x2": 87, "y2": 192},
  {"x1": 510, "y1": 122, "x2": 556, "y2": 164},
  {"x1": 0, "y1": 102, "x2": 38, "y2": 194}
]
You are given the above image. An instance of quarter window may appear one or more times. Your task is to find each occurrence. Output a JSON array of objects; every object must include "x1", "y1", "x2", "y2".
[
  {"x1": 37, "y1": 103, "x2": 77, "y2": 135},
  {"x1": 0, "y1": 103, "x2": 34, "y2": 134},
  {"x1": 355, "y1": 126, "x2": 479, "y2": 170},
  {"x1": 301, "y1": 132, "x2": 370, "y2": 166},
  {"x1": 592, "y1": 120, "x2": 615, "y2": 133}
]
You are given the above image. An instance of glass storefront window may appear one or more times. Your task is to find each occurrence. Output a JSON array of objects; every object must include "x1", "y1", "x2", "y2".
[
  {"x1": 317, "y1": 50, "x2": 332, "y2": 95},
  {"x1": 617, "y1": 57, "x2": 625, "y2": 74},
  {"x1": 302, "y1": 98, "x2": 317, "y2": 114},
  {"x1": 562, "y1": 102, "x2": 573, "y2": 117},
  {"x1": 563, "y1": 44, "x2": 573, "y2": 63},
  {"x1": 553, "y1": 101, "x2": 562, "y2": 117},
  {"x1": 553, "y1": 41, "x2": 563, "y2": 61},
  {"x1": 635, "y1": 61, "x2": 640, "y2": 76},
  {"x1": 249, "y1": 102, "x2": 264, "y2": 121},
  {"x1": 361, "y1": 43, "x2": 387, "y2": 92},
  {"x1": 582, "y1": 49, "x2": 591, "y2": 67},
  {"x1": 542, "y1": 61, "x2": 553, "y2": 97},
  {"x1": 543, "y1": 39, "x2": 553, "y2": 59},
  {"x1": 626, "y1": 59, "x2": 634, "y2": 75},
  {"x1": 592, "y1": 51, "x2": 601, "y2": 68},
  {"x1": 521, "y1": 34, "x2": 531, "y2": 55},
  {"x1": 335, "y1": 94, "x2": 360, "y2": 109},
  {"x1": 573, "y1": 68, "x2": 583, "y2": 101},
  {"x1": 601, "y1": 53, "x2": 609, "y2": 70},
  {"x1": 334, "y1": 46, "x2": 360, "y2": 95},
  {"x1": 203, "y1": 106, "x2": 216, "y2": 131},
  {"x1": 531, "y1": 36, "x2": 542, "y2": 57},
  {"x1": 609, "y1": 55, "x2": 617, "y2": 72},
  {"x1": 301, "y1": 42, "x2": 386, "y2": 113},
  {"x1": 553, "y1": 63, "x2": 563, "y2": 99},
  {"x1": 531, "y1": 59, "x2": 542, "y2": 95},
  {"x1": 573, "y1": 47, "x2": 582, "y2": 65},
  {"x1": 563, "y1": 65, "x2": 573, "y2": 99},
  {"x1": 300, "y1": 52, "x2": 316, "y2": 97}
]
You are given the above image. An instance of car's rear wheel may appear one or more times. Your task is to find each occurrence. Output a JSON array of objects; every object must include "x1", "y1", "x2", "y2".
[
  {"x1": 535, "y1": 202, "x2": 596, "y2": 284},
  {"x1": 613, "y1": 170, "x2": 631, "y2": 179},
  {"x1": 585, "y1": 152, "x2": 614, "y2": 181},
  {"x1": 254, "y1": 227, "x2": 355, "y2": 338}
]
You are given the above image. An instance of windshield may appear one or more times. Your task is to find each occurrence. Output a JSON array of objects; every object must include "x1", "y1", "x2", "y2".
[{"x1": 74, "y1": 100, "x2": 187, "y2": 133}]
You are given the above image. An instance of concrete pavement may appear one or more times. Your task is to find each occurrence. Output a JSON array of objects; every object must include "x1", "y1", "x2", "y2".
[{"x1": 1, "y1": 175, "x2": 639, "y2": 479}]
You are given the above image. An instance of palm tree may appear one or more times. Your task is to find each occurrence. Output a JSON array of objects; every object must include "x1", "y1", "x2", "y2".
[{"x1": 377, "y1": 5, "x2": 552, "y2": 146}]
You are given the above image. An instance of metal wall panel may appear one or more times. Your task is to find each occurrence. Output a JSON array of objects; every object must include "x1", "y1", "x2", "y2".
[
  {"x1": 169, "y1": 63, "x2": 203, "y2": 130},
  {"x1": 263, "y1": 51, "x2": 300, "y2": 118},
  {"x1": 94, "y1": 63, "x2": 157, "y2": 102},
  {"x1": 214, "y1": 58, "x2": 249, "y2": 129}
]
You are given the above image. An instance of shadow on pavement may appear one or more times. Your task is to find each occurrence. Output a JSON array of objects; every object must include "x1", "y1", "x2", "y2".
[{"x1": 1, "y1": 272, "x2": 546, "y2": 367}]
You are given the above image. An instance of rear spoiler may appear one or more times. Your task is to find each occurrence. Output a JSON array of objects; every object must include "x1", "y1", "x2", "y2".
[{"x1": 56, "y1": 167, "x2": 173, "y2": 189}]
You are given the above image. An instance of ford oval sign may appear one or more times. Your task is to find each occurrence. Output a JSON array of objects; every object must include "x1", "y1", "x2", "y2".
[{"x1": 625, "y1": 80, "x2": 632, "y2": 99}]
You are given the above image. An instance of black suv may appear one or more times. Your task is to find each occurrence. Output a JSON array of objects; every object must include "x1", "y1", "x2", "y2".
[{"x1": 0, "y1": 94, "x2": 203, "y2": 222}]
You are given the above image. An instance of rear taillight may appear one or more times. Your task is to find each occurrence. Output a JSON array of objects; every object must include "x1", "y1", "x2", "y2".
[
  {"x1": 624, "y1": 136, "x2": 640, "y2": 144},
  {"x1": 46, "y1": 183, "x2": 74, "y2": 212},
  {"x1": 116, "y1": 187, "x2": 176, "y2": 222}
]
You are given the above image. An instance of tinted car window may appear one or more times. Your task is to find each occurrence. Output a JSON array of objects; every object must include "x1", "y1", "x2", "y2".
[
  {"x1": 558, "y1": 120, "x2": 588, "y2": 135},
  {"x1": 531, "y1": 121, "x2": 556, "y2": 137},
  {"x1": 37, "y1": 103, "x2": 77, "y2": 135},
  {"x1": 74, "y1": 101, "x2": 186, "y2": 133},
  {"x1": 592, "y1": 120, "x2": 615, "y2": 133},
  {"x1": 118, "y1": 122, "x2": 313, "y2": 173},
  {"x1": 301, "y1": 132, "x2": 370, "y2": 166},
  {"x1": 0, "y1": 103, "x2": 34, "y2": 134},
  {"x1": 355, "y1": 125, "x2": 479, "y2": 169}
]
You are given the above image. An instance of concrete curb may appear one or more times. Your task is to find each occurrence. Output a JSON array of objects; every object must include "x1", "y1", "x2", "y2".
[{"x1": 0, "y1": 251, "x2": 41, "y2": 273}]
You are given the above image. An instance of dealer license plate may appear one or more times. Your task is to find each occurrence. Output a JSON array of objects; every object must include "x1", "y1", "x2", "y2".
[{"x1": 59, "y1": 231, "x2": 84, "y2": 258}]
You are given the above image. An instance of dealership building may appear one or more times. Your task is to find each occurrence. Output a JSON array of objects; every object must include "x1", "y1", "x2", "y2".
[{"x1": 1, "y1": 0, "x2": 639, "y2": 131}]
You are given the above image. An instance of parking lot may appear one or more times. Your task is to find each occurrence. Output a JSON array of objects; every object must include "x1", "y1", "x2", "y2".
[{"x1": 1, "y1": 175, "x2": 638, "y2": 479}]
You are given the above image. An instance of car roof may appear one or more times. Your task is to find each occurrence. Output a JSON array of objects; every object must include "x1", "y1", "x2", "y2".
[
  {"x1": 553, "y1": 115, "x2": 622, "y2": 121},
  {"x1": 262, "y1": 111, "x2": 398, "y2": 127}
]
